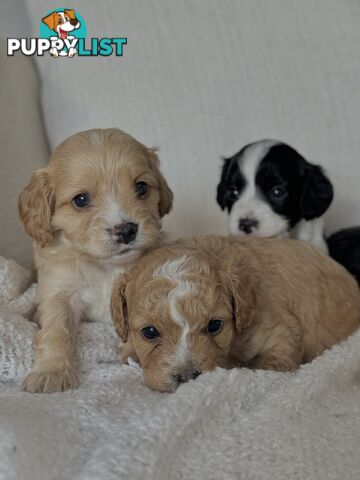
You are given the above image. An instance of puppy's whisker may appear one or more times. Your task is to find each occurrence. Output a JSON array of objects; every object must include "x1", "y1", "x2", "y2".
[{"x1": 144, "y1": 343, "x2": 160, "y2": 358}]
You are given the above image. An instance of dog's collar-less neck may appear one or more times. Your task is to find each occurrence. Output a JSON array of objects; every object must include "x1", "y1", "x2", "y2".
[{"x1": 291, "y1": 217, "x2": 328, "y2": 253}]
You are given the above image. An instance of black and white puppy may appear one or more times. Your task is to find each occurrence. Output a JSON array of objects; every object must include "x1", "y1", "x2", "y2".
[
  {"x1": 327, "y1": 227, "x2": 360, "y2": 284},
  {"x1": 216, "y1": 140, "x2": 334, "y2": 253}
]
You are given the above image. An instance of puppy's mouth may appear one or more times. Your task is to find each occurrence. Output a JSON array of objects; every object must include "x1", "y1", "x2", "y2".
[
  {"x1": 115, "y1": 248, "x2": 133, "y2": 256},
  {"x1": 251, "y1": 228, "x2": 289, "y2": 239},
  {"x1": 111, "y1": 246, "x2": 143, "y2": 261},
  {"x1": 234, "y1": 223, "x2": 289, "y2": 239},
  {"x1": 59, "y1": 28, "x2": 68, "y2": 40}
]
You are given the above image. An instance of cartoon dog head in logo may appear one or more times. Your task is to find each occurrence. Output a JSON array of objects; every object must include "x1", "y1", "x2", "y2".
[
  {"x1": 42, "y1": 9, "x2": 80, "y2": 39},
  {"x1": 42, "y1": 9, "x2": 80, "y2": 57}
]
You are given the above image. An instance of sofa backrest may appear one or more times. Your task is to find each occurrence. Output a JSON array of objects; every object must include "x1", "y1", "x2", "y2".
[{"x1": 6, "y1": 0, "x2": 360, "y2": 261}]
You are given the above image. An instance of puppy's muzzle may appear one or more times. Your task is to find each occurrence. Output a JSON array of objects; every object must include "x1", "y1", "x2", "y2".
[
  {"x1": 173, "y1": 368, "x2": 201, "y2": 385},
  {"x1": 110, "y1": 222, "x2": 138, "y2": 244},
  {"x1": 239, "y1": 218, "x2": 258, "y2": 234}
]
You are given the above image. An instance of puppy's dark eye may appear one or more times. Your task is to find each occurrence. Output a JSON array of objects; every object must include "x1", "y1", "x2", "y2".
[
  {"x1": 269, "y1": 185, "x2": 287, "y2": 202},
  {"x1": 58, "y1": 18, "x2": 63, "y2": 24},
  {"x1": 141, "y1": 326, "x2": 160, "y2": 340},
  {"x1": 226, "y1": 186, "x2": 240, "y2": 202},
  {"x1": 134, "y1": 181, "x2": 148, "y2": 197},
  {"x1": 206, "y1": 319, "x2": 224, "y2": 335},
  {"x1": 72, "y1": 193, "x2": 90, "y2": 209}
]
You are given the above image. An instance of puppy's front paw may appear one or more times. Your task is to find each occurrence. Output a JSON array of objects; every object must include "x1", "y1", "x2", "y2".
[
  {"x1": 49, "y1": 48, "x2": 59, "y2": 57},
  {"x1": 118, "y1": 340, "x2": 138, "y2": 364},
  {"x1": 21, "y1": 367, "x2": 79, "y2": 393},
  {"x1": 68, "y1": 47, "x2": 77, "y2": 57}
]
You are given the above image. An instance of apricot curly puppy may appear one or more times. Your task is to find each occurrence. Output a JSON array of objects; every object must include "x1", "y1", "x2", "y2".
[{"x1": 111, "y1": 236, "x2": 360, "y2": 392}]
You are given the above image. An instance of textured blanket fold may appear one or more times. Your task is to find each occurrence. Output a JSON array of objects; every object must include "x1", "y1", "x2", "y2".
[{"x1": 1, "y1": 255, "x2": 360, "y2": 480}]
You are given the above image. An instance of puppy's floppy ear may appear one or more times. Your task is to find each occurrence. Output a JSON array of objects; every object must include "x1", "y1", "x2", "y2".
[
  {"x1": 42, "y1": 12, "x2": 56, "y2": 31},
  {"x1": 216, "y1": 157, "x2": 232, "y2": 210},
  {"x1": 300, "y1": 165, "x2": 334, "y2": 220},
  {"x1": 219, "y1": 254, "x2": 259, "y2": 334},
  {"x1": 111, "y1": 274, "x2": 130, "y2": 342},
  {"x1": 18, "y1": 168, "x2": 55, "y2": 247},
  {"x1": 147, "y1": 148, "x2": 173, "y2": 217},
  {"x1": 64, "y1": 9, "x2": 76, "y2": 19}
]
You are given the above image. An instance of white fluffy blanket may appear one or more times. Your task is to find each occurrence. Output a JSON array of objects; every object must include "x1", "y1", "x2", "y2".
[{"x1": 1, "y1": 255, "x2": 360, "y2": 480}]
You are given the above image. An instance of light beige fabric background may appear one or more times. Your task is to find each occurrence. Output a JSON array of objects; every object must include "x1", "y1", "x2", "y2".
[
  {"x1": 2, "y1": 0, "x2": 360, "y2": 265},
  {"x1": 24, "y1": 0, "x2": 360, "y2": 242},
  {"x1": 1, "y1": 5, "x2": 360, "y2": 478},
  {"x1": 0, "y1": 44, "x2": 49, "y2": 267}
]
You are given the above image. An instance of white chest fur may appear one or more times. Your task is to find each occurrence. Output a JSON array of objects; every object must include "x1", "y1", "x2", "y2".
[
  {"x1": 78, "y1": 264, "x2": 125, "y2": 323},
  {"x1": 291, "y1": 217, "x2": 328, "y2": 253},
  {"x1": 36, "y1": 241, "x2": 142, "y2": 325}
]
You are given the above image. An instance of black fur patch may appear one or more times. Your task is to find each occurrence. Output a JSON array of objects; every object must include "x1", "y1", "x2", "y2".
[
  {"x1": 327, "y1": 227, "x2": 360, "y2": 285},
  {"x1": 216, "y1": 152, "x2": 246, "y2": 212}
]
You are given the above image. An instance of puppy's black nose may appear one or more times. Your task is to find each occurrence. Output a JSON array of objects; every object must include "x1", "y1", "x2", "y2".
[
  {"x1": 174, "y1": 369, "x2": 201, "y2": 385},
  {"x1": 113, "y1": 222, "x2": 138, "y2": 244},
  {"x1": 239, "y1": 218, "x2": 258, "y2": 234},
  {"x1": 70, "y1": 18, "x2": 78, "y2": 26},
  {"x1": 175, "y1": 374, "x2": 185, "y2": 384}
]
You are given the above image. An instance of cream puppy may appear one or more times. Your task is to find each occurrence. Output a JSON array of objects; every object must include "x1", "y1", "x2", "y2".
[
  {"x1": 19, "y1": 128, "x2": 173, "y2": 393},
  {"x1": 111, "y1": 235, "x2": 360, "y2": 392}
]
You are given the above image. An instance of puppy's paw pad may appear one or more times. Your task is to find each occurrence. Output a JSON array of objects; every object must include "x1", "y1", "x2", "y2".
[{"x1": 21, "y1": 369, "x2": 79, "y2": 393}]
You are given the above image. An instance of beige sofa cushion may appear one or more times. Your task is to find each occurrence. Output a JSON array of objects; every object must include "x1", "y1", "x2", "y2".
[
  {"x1": 0, "y1": 43, "x2": 49, "y2": 267},
  {"x1": 25, "y1": 0, "x2": 360, "y2": 238}
]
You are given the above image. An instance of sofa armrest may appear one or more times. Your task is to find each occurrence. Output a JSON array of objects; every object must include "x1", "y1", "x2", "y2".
[{"x1": 0, "y1": 41, "x2": 49, "y2": 267}]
